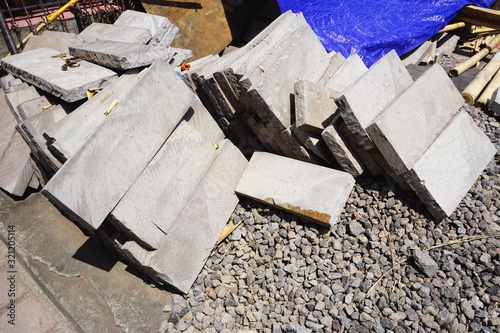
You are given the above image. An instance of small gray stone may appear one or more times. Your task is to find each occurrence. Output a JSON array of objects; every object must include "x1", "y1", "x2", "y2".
[
  {"x1": 349, "y1": 220, "x2": 365, "y2": 236},
  {"x1": 460, "y1": 300, "x2": 475, "y2": 320},
  {"x1": 413, "y1": 249, "x2": 439, "y2": 277}
]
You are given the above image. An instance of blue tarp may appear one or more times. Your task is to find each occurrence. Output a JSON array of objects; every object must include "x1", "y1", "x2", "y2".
[{"x1": 277, "y1": 0, "x2": 495, "y2": 66}]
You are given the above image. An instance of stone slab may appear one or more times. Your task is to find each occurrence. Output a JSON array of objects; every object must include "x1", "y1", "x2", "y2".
[
  {"x1": 114, "y1": 9, "x2": 175, "y2": 46},
  {"x1": 235, "y1": 152, "x2": 355, "y2": 227},
  {"x1": 156, "y1": 24, "x2": 179, "y2": 48},
  {"x1": 337, "y1": 50, "x2": 413, "y2": 150},
  {"x1": 0, "y1": 90, "x2": 17, "y2": 159},
  {"x1": 401, "y1": 40, "x2": 433, "y2": 65},
  {"x1": 318, "y1": 52, "x2": 346, "y2": 85},
  {"x1": 42, "y1": 60, "x2": 196, "y2": 230},
  {"x1": 325, "y1": 54, "x2": 368, "y2": 95},
  {"x1": 17, "y1": 96, "x2": 51, "y2": 120},
  {"x1": 406, "y1": 110, "x2": 496, "y2": 220},
  {"x1": 110, "y1": 121, "x2": 219, "y2": 250},
  {"x1": 291, "y1": 125, "x2": 336, "y2": 165},
  {"x1": 294, "y1": 80, "x2": 338, "y2": 134},
  {"x1": 145, "y1": 139, "x2": 248, "y2": 293},
  {"x1": 0, "y1": 131, "x2": 32, "y2": 196},
  {"x1": 1, "y1": 48, "x2": 117, "y2": 102},
  {"x1": 488, "y1": 88, "x2": 500, "y2": 115},
  {"x1": 0, "y1": 73, "x2": 16, "y2": 91},
  {"x1": 4, "y1": 85, "x2": 40, "y2": 122},
  {"x1": 79, "y1": 22, "x2": 152, "y2": 44},
  {"x1": 51, "y1": 69, "x2": 146, "y2": 162},
  {"x1": 20, "y1": 105, "x2": 67, "y2": 141},
  {"x1": 367, "y1": 65, "x2": 464, "y2": 175},
  {"x1": 22, "y1": 31, "x2": 82, "y2": 53},
  {"x1": 69, "y1": 40, "x2": 172, "y2": 70}
]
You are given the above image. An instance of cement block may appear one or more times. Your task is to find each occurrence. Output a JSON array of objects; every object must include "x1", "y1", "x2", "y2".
[
  {"x1": 367, "y1": 65, "x2": 464, "y2": 175},
  {"x1": 69, "y1": 40, "x2": 173, "y2": 70},
  {"x1": 17, "y1": 96, "x2": 51, "y2": 120},
  {"x1": 114, "y1": 9, "x2": 175, "y2": 46},
  {"x1": 110, "y1": 121, "x2": 219, "y2": 250},
  {"x1": 337, "y1": 50, "x2": 413, "y2": 150},
  {"x1": 294, "y1": 80, "x2": 338, "y2": 134},
  {"x1": 406, "y1": 111, "x2": 496, "y2": 220},
  {"x1": 1, "y1": 48, "x2": 117, "y2": 102},
  {"x1": 42, "y1": 60, "x2": 196, "y2": 230},
  {"x1": 325, "y1": 54, "x2": 368, "y2": 95},
  {"x1": 79, "y1": 22, "x2": 152, "y2": 44},
  {"x1": 236, "y1": 152, "x2": 355, "y2": 227},
  {"x1": 146, "y1": 139, "x2": 248, "y2": 293}
]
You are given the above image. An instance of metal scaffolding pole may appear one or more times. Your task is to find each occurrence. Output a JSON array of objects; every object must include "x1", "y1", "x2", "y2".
[{"x1": 0, "y1": 9, "x2": 17, "y2": 54}]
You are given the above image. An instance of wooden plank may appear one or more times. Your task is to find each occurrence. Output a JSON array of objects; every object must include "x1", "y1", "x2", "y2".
[
  {"x1": 42, "y1": 60, "x2": 197, "y2": 230},
  {"x1": 456, "y1": 5, "x2": 500, "y2": 30}
]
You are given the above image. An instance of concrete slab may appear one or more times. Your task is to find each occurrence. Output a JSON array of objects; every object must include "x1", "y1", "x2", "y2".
[
  {"x1": 17, "y1": 96, "x2": 51, "y2": 120},
  {"x1": 367, "y1": 65, "x2": 464, "y2": 175},
  {"x1": 0, "y1": 90, "x2": 17, "y2": 159},
  {"x1": 325, "y1": 54, "x2": 368, "y2": 95},
  {"x1": 79, "y1": 22, "x2": 152, "y2": 44},
  {"x1": 294, "y1": 80, "x2": 338, "y2": 134},
  {"x1": 0, "y1": 131, "x2": 32, "y2": 196},
  {"x1": 318, "y1": 52, "x2": 346, "y2": 85},
  {"x1": 406, "y1": 110, "x2": 496, "y2": 220},
  {"x1": 22, "y1": 31, "x2": 82, "y2": 53},
  {"x1": 146, "y1": 139, "x2": 248, "y2": 294},
  {"x1": 4, "y1": 85, "x2": 40, "y2": 122},
  {"x1": 291, "y1": 125, "x2": 337, "y2": 165},
  {"x1": 42, "y1": 60, "x2": 196, "y2": 230},
  {"x1": 401, "y1": 40, "x2": 434, "y2": 65},
  {"x1": 19, "y1": 105, "x2": 67, "y2": 141},
  {"x1": 0, "y1": 191, "x2": 169, "y2": 332},
  {"x1": 114, "y1": 9, "x2": 175, "y2": 46},
  {"x1": 337, "y1": 50, "x2": 413, "y2": 150},
  {"x1": 0, "y1": 73, "x2": 16, "y2": 91},
  {"x1": 69, "y1": 40, "x2": 173, "y2": 70},
  {"x1": 110, "y1": 121, "x2": 219, "y2": 250},
  {"x1": 236, "y1": 152, "x2": 355, "y2": 227},
  {"x1": 488, "y1": 88, "x2": 500, "y2": 115},
  {"x1": 156, "y1": 25, "x2": 179, "y2": 48},
  {"x1": 1, "y1": 48, "x2": 117, "y2": 102}
]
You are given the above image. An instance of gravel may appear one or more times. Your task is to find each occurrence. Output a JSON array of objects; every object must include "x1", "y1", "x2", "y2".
[{"x1": 159, "y1": 59, "x2": 500, "y2": 332}]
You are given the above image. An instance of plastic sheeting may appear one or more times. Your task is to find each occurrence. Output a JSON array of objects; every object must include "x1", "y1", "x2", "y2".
[{"x1": 277, "y1": 0, "x2": 495, "y2": 66}]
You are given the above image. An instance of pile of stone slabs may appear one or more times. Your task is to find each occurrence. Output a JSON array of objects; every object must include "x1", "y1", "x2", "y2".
[{"x1": 235, "y1": 152, "x2": 355, "y2": 228}]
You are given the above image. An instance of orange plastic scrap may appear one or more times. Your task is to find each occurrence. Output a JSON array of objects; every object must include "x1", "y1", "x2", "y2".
[{"x1": 181, "y1": 62, "x2": 191, "y2": 71}]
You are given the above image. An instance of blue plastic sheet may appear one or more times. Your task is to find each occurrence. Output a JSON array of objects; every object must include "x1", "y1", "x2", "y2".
[{"x1": 277, "y1": 0, "x2": 495, "y2": 66}]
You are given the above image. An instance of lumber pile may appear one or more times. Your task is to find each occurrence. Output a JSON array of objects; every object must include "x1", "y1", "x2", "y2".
[{"x1": 0, "y1": 10, "x2": 495, "y2": 293}]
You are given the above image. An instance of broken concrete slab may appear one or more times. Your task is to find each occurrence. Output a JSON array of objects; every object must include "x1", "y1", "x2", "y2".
[
  {"x1": 337, "y1": 50, "x2": 414, "y2": 150},
  {"x1": 42, "y1": 60, "x2": 196, "y2": 230},
  {"x1": 367, "y1": 65, "x2": 464, "y2": 175},
  {"x1": 146, "y1": 139, "x2": 248, "y2": 293},
  {"x1": 114, "y1": 9, "x2": 176, "y2": 46},
  {"x1": 236, "y1": 152, "x2": 355, "y2": 227},
  {"x1": 406, "y1": 110, "x2": 496, "y2": 220},
  {"x1": 4, "y1": 85, "x2": 40, "y2": 122},
  {"x1": 325, "y1": 54, "x2": 368, "y2": 95},
  {"x1": 79, "y1": 22, "x2": 152, "y2": 44},
  {"x1": 69, "y1": 40, "x2": 173, "y2": 70},
  {"x1": 294, "y1": 80, "x2": 338, "y2": 134},
  {"x1": 22, "y1": 30, "x2": 82, "y2": 53},
  {"x1": 1, "y1": 48, "x2": 117, "y2": 102},
  {"x1": 109, "y1": 121, "x2": 219, "y2": 250},
  {"x1": 17, "y1": 96, "x2": 51, "y2": 120}
]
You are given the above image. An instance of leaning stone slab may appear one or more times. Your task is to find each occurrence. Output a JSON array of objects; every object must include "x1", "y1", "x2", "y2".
[
  {"x1": 17, "y1": 96, "x2": 51, "y2": 120},
  {"x1": 79, "y1": 22, "x2": 152, "y2": 44},
  {"x1": 405, "y1": 110, "x2": 496, "y2": 220},
  {"x1": 401, "y1": 40, "x2": 434, "y2": 66},
  {"x1": 235, "y1": 152, "x2": 355, "y2": 227},
  {"x1": 318, "y1": 52, "x2": 346, "y2": 85},
  {"x1": 114, "y1": 9, "x2": 175, "y2": 46},
  {"x1": 0, "y1": 90, "x2": 17, "y2": 159},
  {"x1": 19, "y1": 105, "x2": 67, "y2": 141},
  {"x1": 291, "y1": 125, "x2": 336, "y2": 165},
  {"x1": 69, "y1": 40, "x2": 173, "y2": 70},
  {"x1": 337, "y1": 50, "x2": 413, "y2": 150},
  {"x1": 145, "y1": 139, "x2": 248, "y2": 293},
  {"x1": 367, "y1": 65, "x2": 464, "y2": 175},
  {"x1": 109, "y1": 121, "x2": 219, "y2": 250},
  {"x1": 0, "y1": 131, "x2": 33, "y2": 196},
  {"x1": 1, "y1": 48, "x2": 117, "y2": 102},
  {"x1": 4, "y1": 85, "x2": 40, "y2": 122},
  {"x1": 294, "y1": 80, "x2": 338, "y2": 134},
  {"x1": 42, "y1": 60, "x2": 196, "y2": 230},
  {"x1": 325, "y1": 54, "x2": 368, "y2": 95},
  {"x1": 0, "y1": 73, "x2": 16, "y2": 91},
  {"x1": 23, "y1": 31, "x2": 82, "y2": 53}
]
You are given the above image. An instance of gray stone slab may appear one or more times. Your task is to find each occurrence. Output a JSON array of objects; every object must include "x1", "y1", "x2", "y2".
[
  {"x1": 168, "y1": 47, "x2": 192, "y2": 67},
  {"x1": 0, "y1": 90, "x2": 17, "y2": 158},
  {"x1": 42, "y1": 60, "x2": 196, "y2": 230},
  {"x1": 1, "y1": 48, "x2": 117, "y2": 103},
  {"x1": 4, "y1": 85, "x2": 40, "y2": 122},
  {"x1": 0, "y1": 73, "x2": 16, "y2": 91},
  {"x1": 145, "y1": 139, "x2": 248, "y2": 293},
  {"x1": 236, "y1": 152, "x2": 355, "y2": 227},
  {"x1": 156, "y1": 24, "x2": 179, "y2": 48},
  {"x1": 79, "y1": 22, "x2": 152, "y2": 44},
  {"x1": 488, "y1": 88, "x2": 500, "y2": 115},
  {"x1": 247, "y1": 25, "x2": 330, "y2": 131},
  {"x1": 367, "y1": 65, "x2": 464, "y2": 175},
  {"x1": 23, "y1": 31, "x2": 82, "y2": 53},
  {"x1": 17, "y1": 96, "x2": 51, "y2": 120},
  {"x1": 43, "y1": 71, "x2": 138, "y2": 145},
  {"x1": 183, "y1": 98, "x2": 225, "y2": 144},
  {"x1": 318, "y1": 52, "x2": 346, "y2": 85},
  {"x1": 69, "y1": 40, "x2": 173, "y2": 70},
  {"x1": 110, "y1": 121, "x2": 219, "y2": 250},
  {"x1": 20, "y1": 105, "x2": 67, "y2": 140},
  {"x1": 51, "y1": 69, "x2": 147, "y2": 162},
  {"x1": 321, "y1": 122, "x2": 365, "y2": 177},
  {"x1": 406, "y1": 110, "x2": 496, "y2": 220},
  {"x1": 6, "y1": 81, "x2": 30, "y2": 93},
  {"x1": 325, "y1": 54, "x2": 368, "y2": 95},
  {"x1": 401, "y1": 40, "x2": 433, "y2": 65},
  {"x1": 291, "y1": 125, "x2": 336, "y2": 165},
  {"x1": 294, "y1": 80, "x2": 338, "y2": 134},
  {"x1": 437, "y1": 33, "x2": 460, "y2": 56},
  {"x1": 337, "y1": 50, "x2": 414, "y2": 150},
  {"x1": 114, "y1": 9, "x2": 175, "y2": 46},
  {"x1": 0, "y1": 131, "x2": 32, "y2": 196}
]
